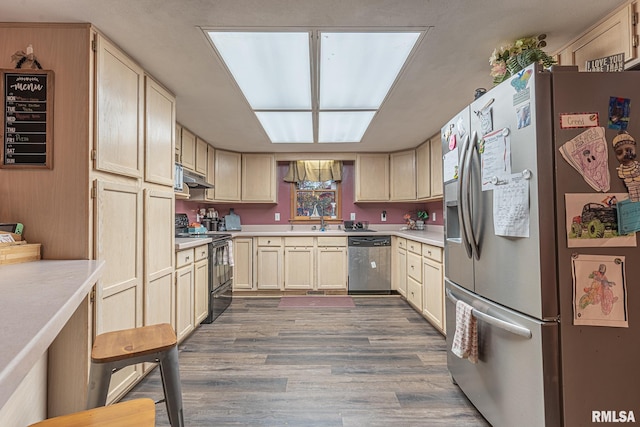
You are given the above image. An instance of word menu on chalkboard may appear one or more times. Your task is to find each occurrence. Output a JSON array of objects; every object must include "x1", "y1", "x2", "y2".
[{"x1": 1, "y1": 69, "x2": 54, "y2": 168}]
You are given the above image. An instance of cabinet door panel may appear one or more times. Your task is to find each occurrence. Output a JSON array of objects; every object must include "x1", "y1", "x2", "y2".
[
  {"x1": 416, "y1": 141, "x2": 431, "y2": 199},
  {"x1": 390, "y1": 150, "x2": 416, "y2": 201},
  {"x1": 144, "y1": 77, "x2": 175, "y2": 186},
  {"x1": 284, "y1": 247, "x2": 314, "y2": 289},
  {"x1": 560, "y1": 5, "x2": 635, "y2": 70},
  {"x1": 214, "y1": 150, "x2": 241, "y2": 201},
  {"x1": 317, "y1": 247, "x2": 347, "y2": 290},
  {"x1": 195, "y1": 138, "x2": 208, "y2": 176},
  {"x1": 233, "y1": 238, "x2": 253, "y2": 290},
  {"x1": 355, "y1": 154, "x2": 389, "y2": 201},
  {"x1": 194, "y1": 259, "x2": 209, "y2": 324},
  {"x1": 143, "y1": 189, "x2": 174, "y2": 328},
  {"x1": 395, "y1": 248, "x2": 407, "y2": 296},
  {"x1": 93, "y1": 179, "x2": 143, "y2": 403},
  {"x1": 180, "y1": 128, "x2": 196, "y2": 171},
  {"x1": 423, "y1": 258, "x2": 444, "y2": 333},
  {"x1": 430, "y1": 135, "x2": 443, "y2": 197},
  {"x1": 95, "y1": 35, "x2": 143, "y2": 178},
  {"x1": 256, "y1": 247, "x2": 282, "y2": 289},
  {"x1": 175, "y1": 265, "x2": 194, "y2": 342},
  {"x1": 242, "y1": 154, "x2": 276, "y2": 202}
]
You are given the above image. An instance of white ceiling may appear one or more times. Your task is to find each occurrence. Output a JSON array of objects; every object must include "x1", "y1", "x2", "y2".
[{"x1": 0, "y1": 0, "x2": 627, "y2": 153}]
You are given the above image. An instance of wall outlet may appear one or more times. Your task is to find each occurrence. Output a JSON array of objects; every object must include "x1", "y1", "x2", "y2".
[
  {"x1": 350, "y1": 212, "x2": 356, "y2": 220},
  {"x1": 275, "y1": 212, "x2": 280, "y2": 221},
  {"x1": 432, "y1": 212, "x2": 436, "y2": 221},
  {"x1": 381, "y1": 211, "x2": 387, "y2": 222}
]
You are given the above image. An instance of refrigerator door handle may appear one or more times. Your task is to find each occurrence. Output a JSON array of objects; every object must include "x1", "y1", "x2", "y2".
[
  {"x1": 457, "y1": 133, "x2": 473, "y2": 258},
  {"x1": 446, "y1": 289, "x2": 532, "y2": 338},
  {"x1": 462, "y1": 131, "x2": 480, "y2": 260}
]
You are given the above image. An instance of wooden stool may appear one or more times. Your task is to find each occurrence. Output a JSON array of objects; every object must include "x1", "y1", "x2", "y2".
[
  {"x1": 28, "y1": 398, "x2": 155, "y2": 426},
  {"x1": 86, "y1": 323, "x2": 184, "y2": 427}
]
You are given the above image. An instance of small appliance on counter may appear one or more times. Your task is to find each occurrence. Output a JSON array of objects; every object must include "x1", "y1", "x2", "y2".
[
  {"x1": 343, "y1": 220, "x2": 374, "y2": 232},
  {"x1": 224, "y1": 208, "x2": 242, "y2": 231}
]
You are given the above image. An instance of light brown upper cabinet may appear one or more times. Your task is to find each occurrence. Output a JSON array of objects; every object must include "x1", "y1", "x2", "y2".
[
  {"x1": 430, "y1": 133, "x2": 443, "y2": 198},
  {"x1": 214, "y1": 149, "x2": 242, "y2": 201},
  {"x1": 144, "y1": 77, "x2": 175, "y2": 186},
  {"x1": 195, "y1": 137, "x2": 208, "y2": 176},
  {"x1": 557, "y1": 3, "x2": 636, "y2": 70},
  {"x1": 175, "y1": 123, "x2": 182, "y2": 163},
  {"x1": 241, "y1": 153, "x2": 277, "y2": 202},
  {"x1": 416, "y1": 140, "x2": 431, "y2": 200},
  {"x1": 355, "y1": 153, "x2": 390, "y2": 202},
  {"x1": 390, "y1": 149, "x2": 417, "y2": 201},
  {"x1": 180, "y1": 127, "x2": 196, "y2": 172},
  {"x1": 94, "y1": 34, "x2": 144, "y2": 178}
]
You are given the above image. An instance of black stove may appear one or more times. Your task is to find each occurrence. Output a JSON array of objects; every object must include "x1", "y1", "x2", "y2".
[{"x1": 175, "y1": 213, "x2": 233, "y2": 324}]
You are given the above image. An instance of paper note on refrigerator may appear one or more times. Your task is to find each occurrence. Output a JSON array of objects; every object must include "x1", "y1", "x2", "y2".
[
  {"x1": 443, "y1": 147, "x2": 459, "y2": 183},
  {"x1": 493, "y1": 173, "x2": 530, "y2": 237},
  {"x1": 480, "y1": 128, "x2": 512, "y2": 191}
]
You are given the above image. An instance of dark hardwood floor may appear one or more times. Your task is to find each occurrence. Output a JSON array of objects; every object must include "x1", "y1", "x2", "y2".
[{"x1": 124, "y1": 296, "x2": 489, "y2": 426}]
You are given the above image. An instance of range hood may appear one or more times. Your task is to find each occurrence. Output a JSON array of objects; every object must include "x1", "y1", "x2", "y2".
[{"x1": 182, "y1": 169, "x2": 213, "y2": 189}]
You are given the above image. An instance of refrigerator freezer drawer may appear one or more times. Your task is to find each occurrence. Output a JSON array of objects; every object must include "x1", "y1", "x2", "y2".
[{"x1": 445, "y1": 280, "x2": 561, "y2": 427}]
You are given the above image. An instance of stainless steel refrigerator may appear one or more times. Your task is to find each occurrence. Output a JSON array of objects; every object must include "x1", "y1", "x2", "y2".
[{"x1": 442, "y1": 63, "x2": 639, "y2": 426}]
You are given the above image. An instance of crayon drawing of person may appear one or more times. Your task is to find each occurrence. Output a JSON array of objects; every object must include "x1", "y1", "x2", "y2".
[{"x1": 579, "y1": 264, "x2": 618, "y2": 315}]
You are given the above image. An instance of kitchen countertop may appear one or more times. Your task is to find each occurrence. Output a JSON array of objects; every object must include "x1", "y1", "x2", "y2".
[
  {"x1": 175, "y1": 236, "x2": 213, "y2": 250},
  {"x1": 176, "y1": 225, "x2": 444, "y2": 248},
  {"x1": 0, "y1": 260, "x2": 105, "y2": 409}
]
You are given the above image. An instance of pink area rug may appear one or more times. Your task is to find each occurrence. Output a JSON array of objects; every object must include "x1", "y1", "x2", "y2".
[{"x1": 278, "y1": 296, "x2": 355, "y2": 308}]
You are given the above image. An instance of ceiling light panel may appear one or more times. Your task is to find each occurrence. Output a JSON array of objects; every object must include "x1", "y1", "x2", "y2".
[
  {"x1": 318, "y1": 111, "x2": 376, "y2": 143},
  {"x1": 319, "y1": 32, "x2": 421, "y2": 110},
  {"x1": 207, "y1": 31, "x2": 312, "y2": 110},
  {"x1": 255, "y1": 111, "x2": 314, "y2": 143}
]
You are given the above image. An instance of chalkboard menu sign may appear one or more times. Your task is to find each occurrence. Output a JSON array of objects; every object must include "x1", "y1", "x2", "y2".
[{"x1": 1, "y1": 69, "x2": 54, "y2": 168}]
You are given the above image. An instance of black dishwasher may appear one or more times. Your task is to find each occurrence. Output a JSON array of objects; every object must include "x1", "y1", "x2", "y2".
[{"x1": 347, "y1": 236, "x2": 391, "y2": 294}]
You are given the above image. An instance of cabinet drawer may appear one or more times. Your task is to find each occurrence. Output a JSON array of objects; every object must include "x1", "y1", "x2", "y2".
[
  {"x1": 176, "y1": 248, "x2": 194, "y2": 268},
  {"x1": 396, "y1": 237, "x2": 407, "y2": 250},
  {"x1": 257, "y1": 236, "x2": 282, "y2": 246},
  {"x1": 317, "y1": 236, "x2": 346, "y2": 247},
  {"x1": 407, "y1": 239, "x2": 421, "y2": 255},
  {"x1": 407, "y1": 252, "x2": 422, "y2": 283},
  {"x1": 194, "y1": 244, "x2": 208, "y2": 262},
  {"x1": 407, "y1": 277, "x2": 423, "y2": 310},
  {"x1": 284, "y1": 236, "x2": 314, "y2": 247},
  {"x1": 422, "y1": 244, "x2": 442, "y2": 262}
]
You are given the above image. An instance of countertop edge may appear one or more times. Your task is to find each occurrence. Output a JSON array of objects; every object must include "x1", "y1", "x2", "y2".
[
  {"x1": 220, "y1": 229, "x2": 444, "y2": 247},
  {"x1": 175, "y1": 230, "x2": 444, "y2": 251},
  {"x1": 0, "y1": 260, "x2": 105, "y2": 410}
]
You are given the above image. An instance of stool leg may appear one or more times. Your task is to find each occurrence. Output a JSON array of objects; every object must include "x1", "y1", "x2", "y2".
[
  {"x1": 86, "y1": 362, "x2": 112, "y2": 409},
  {"x1": 159, "y1": 346, "x2": 184, "y2": 427}
]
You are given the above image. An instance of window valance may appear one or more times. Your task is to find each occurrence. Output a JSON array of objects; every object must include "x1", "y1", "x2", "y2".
[{"x1": 283, "y1": 160, "x2": 343, "y2": 183}]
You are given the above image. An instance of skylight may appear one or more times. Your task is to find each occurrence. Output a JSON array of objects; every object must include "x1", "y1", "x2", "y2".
[{"x1": 206, "y1": 30, "x2": 422, "y2": 144}]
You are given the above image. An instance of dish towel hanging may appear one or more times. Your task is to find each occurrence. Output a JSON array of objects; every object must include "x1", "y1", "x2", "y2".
[
  {"x1": 451, "y1": 300, "x2": 478, "y2": 364},
  {"x1": 227, "y1": 240, "x2": 234, "y2": 267}
]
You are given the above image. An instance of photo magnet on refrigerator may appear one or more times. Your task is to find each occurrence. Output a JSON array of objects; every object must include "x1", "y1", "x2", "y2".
[{"x1": 608, "y1": 96, "x2": 630, "y2": 131}]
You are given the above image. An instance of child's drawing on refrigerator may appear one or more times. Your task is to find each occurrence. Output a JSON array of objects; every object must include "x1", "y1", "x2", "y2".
[{"x1": 572, "y1": 254, "x2": 628, "y2": 327}]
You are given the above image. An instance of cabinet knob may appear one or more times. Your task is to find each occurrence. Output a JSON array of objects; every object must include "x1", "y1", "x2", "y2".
[{"x1": 185, "y1": 256, "x2": 190, "y2": 261}]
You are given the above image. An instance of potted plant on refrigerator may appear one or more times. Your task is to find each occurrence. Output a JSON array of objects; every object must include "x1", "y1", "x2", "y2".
[{"x1": 489, "y1": 34, "x2": 555, "y2": 85}]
